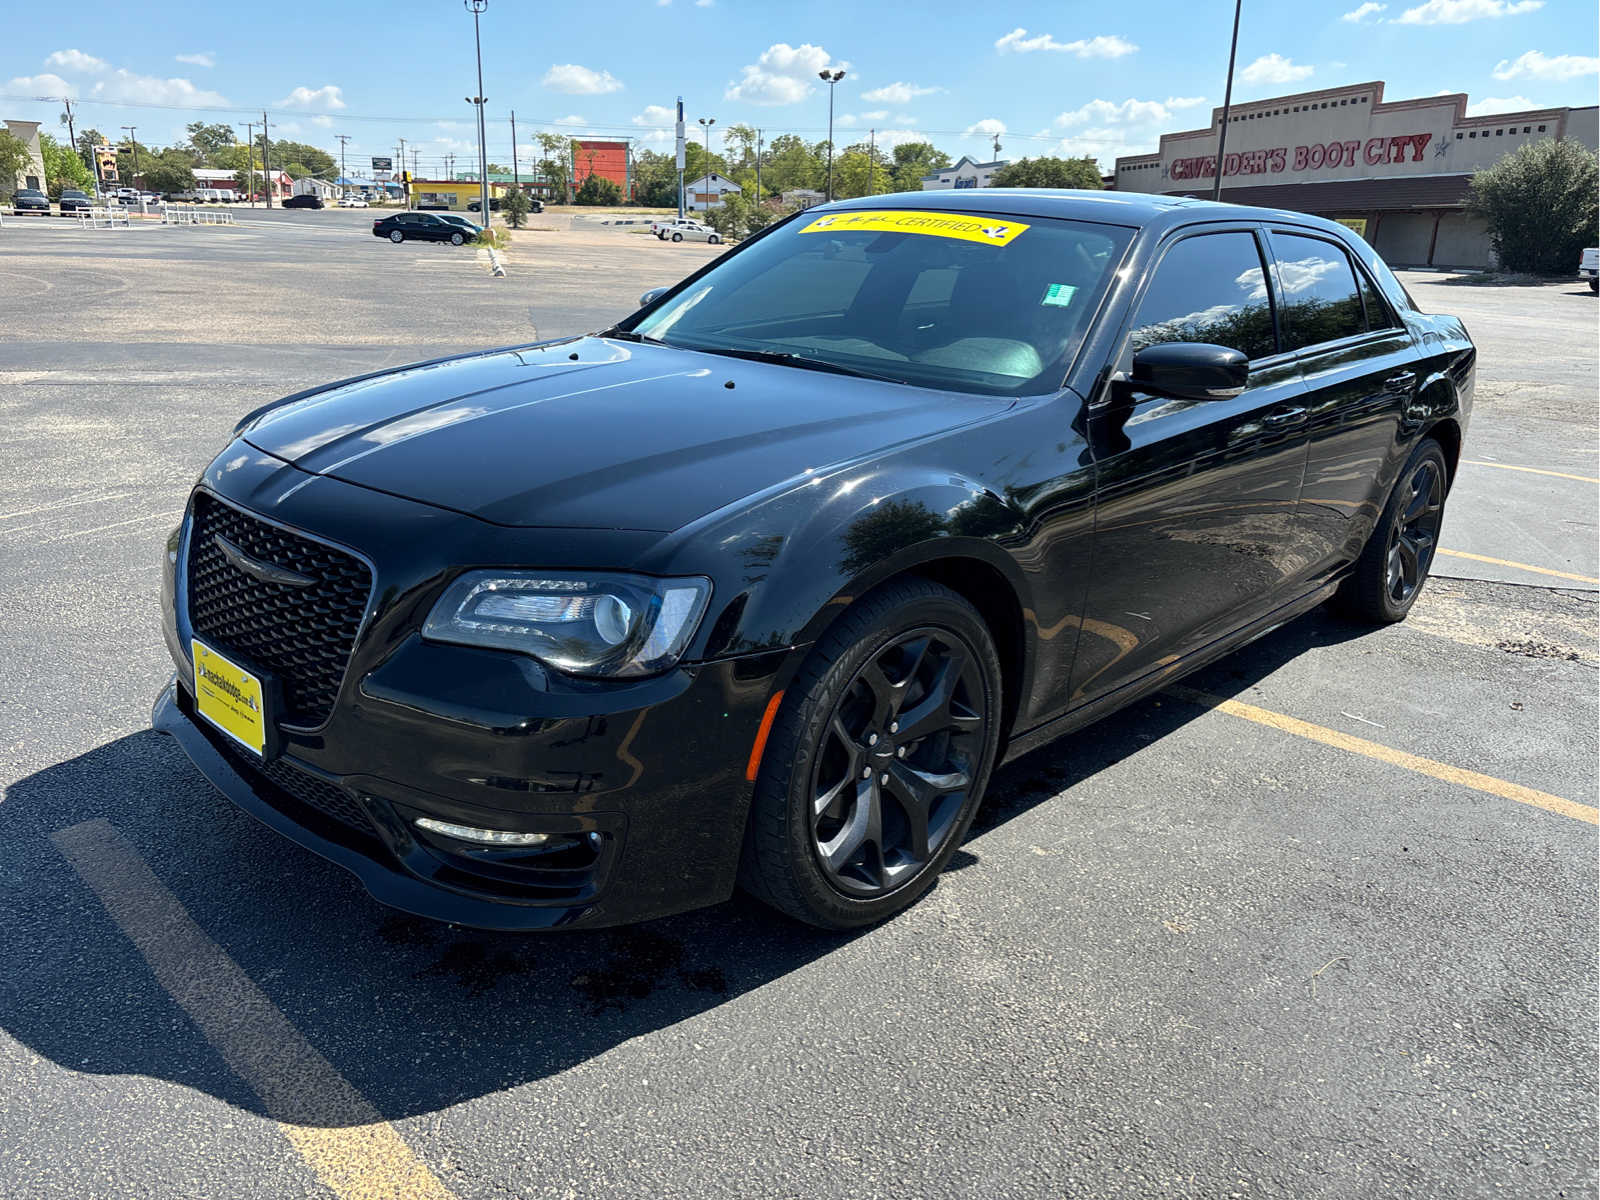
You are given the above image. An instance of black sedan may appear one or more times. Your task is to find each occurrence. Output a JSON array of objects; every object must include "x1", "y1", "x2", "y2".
[
  {"x1": 371, "y1": 211, "x2": 477, "y2": 245},
  {"x1": 58, "y1": 189, "x2": 93, "y2": 213},
  {"x1": 156, "y1": 191, "x2": 1474, "y2": 931},
  {"x1": 281, "y1": 194, "x2": 324, "y2": 210},
  {"x1": 10, "y1": 188, "x2": 49, "y2": 215}
]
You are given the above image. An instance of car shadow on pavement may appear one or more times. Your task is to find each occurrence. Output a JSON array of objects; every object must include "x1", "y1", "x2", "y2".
[{"x1": 0, "y1": 603, "x2": 1374, "y2": 1126}]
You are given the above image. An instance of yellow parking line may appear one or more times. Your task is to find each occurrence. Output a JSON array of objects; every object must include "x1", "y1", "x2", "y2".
[
  {"x1": 1436, "y1": 549, "x2": 1599, "y2": 585},
  {"x1": 51, "y1": 820, "x2": 457, "y2": 1200},
  {"x1": 1166, "y1": 686, "x2": 1598, "y2": 826},
  {"x1": 1460, "y1": 460, "x2": 1600, "y2": 484}
]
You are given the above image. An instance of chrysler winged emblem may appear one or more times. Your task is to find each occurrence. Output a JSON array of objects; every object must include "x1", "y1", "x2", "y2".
[{"x1": 213, "y1": 534, "x2": 317, "y2": 588}]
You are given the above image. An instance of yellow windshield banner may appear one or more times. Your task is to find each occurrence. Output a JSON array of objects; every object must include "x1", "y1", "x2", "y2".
[{"x1": 798, "y1": 209, "x2": 1030, "y2": 246}]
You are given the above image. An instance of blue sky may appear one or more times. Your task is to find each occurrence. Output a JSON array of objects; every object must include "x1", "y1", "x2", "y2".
[{"x1": 4, "y1": 0, "x2": 1595, "y2": 176}]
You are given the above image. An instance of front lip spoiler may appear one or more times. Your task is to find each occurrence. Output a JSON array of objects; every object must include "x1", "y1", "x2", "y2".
[{"x1": 151, "y1": 677, "x2": 596, "y2": 931}]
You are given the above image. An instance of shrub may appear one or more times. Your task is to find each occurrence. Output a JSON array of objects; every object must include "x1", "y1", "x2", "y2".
[
  {"x1": 502, "y1": 186, "x2": 530, "y2": 229},
  {"x1": 575, "y1": 174, "x2": 623, "y2": 206},
  {"x1": 1468, "y1": 138, "x2": 1599, "y2": 275}
]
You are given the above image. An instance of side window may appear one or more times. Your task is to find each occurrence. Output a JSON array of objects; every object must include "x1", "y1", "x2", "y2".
[
  {"x1": 1356, "y1": 267, "x2": 1397, "y2": 331},
  {"x1": 1269, "y1": 232, "x2": 1365, "y2": 349},
  {"x1": 1128, "y1": 232, "x2": 1277, "y2": 362}
]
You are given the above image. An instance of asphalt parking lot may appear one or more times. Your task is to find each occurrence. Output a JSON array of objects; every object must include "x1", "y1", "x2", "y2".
[{"x1": 1, "y1": 210, "x2": 1594, "y2": 1199}]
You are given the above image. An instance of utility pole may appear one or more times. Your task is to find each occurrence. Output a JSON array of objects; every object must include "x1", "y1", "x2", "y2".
[
  {"x1": 411, "y1": 148, "x2": 420, "y2": 178},
  {"x1": 397, "y1": 138, "x2": 407, "y2": 205},
  {"x1": 818, "y1": 68, "x2": 846, "y2": 201},
  {"x1": 510, "y1": 110, "x2": 520, "y2": 190},
  {"x1": 61, "y1": 98, "x2": 79, "y2": 167},
  {"x1": 993, "y1": 131, "x2": 1003, "y2": 159},
  {"x1": 239, "y1": 122, "x2": 256, "y2": 206},
  {"x1": 698, "y1": 116, "x2": 716, "y2": 211},
  {"x1": 261, "y1": 111, "x2": 272, "y2": 207},
  {"x1": 674, "y1": 97, "x2": 686, "y2": 221},
  {"x1": 1211, "y1": 0, "x2": 1243, "y2": 201},
  {"x1": 869, "y1": 128, "x2": 876, "y2": 195},
  {"x1": 335, "y1": 134, "x2": 351, "y2": 198},
  {"x1": 755, "y1": 128, "x2": 762, "y2": 204},
  {"x1": 121, "y1": 125, "x2": 139, "y2": 189}
]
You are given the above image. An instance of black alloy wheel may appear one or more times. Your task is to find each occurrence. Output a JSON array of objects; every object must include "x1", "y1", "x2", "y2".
[
  {"x1": 450, "y1": 231, "x2": 465, "y2": 246},
  {"x1": 389, "y1": 229, "x2": 404, "y2": 243},
  {"x1": 1338, "y1": 437, "x2": 1449, "y2": 623},
  {"x1": 740, "y1": 578, "x2": 1002, "y2": 929},
  {"x1": 1385, "y1": 455, "x2": 1444, "y2": 606},
  {"x1": 810, "y1": 629, "x2": 985, "y2": 896}
]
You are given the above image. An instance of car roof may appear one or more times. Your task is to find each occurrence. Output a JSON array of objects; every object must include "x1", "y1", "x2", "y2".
[{"x1": 809, "y1": 187, "x2": 1358, "y2": 238}]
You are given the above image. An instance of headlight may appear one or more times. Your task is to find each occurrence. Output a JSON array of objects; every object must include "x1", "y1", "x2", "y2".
[{"x1": 421, "y1": 571, "x2": 712, "y2": 678}]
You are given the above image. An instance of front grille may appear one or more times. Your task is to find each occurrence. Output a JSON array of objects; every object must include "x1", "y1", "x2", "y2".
[
  {"x1": 219, "y1": 740, "x2": 377, "y2": 839},
  {"x1": 186, "y1": 492, "x2": 372, "y2": 727}
]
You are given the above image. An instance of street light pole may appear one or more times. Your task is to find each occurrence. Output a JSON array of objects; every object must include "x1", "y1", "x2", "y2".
[
  {"x1": 239, "y1": 122, "x2": 255, "y2": 206},
  {"x1": 697, "y1": 116, "x2": 715, "y2": 212},
  {"x1": 817, "y1": 68, "x2": 846, "y2": 201},
  {"x1": 466, "y1": 0, "x2": 491, "y2": 221},
  {"x1": 1211, "y1": 0, "x2": 1243, "y2": 202}
]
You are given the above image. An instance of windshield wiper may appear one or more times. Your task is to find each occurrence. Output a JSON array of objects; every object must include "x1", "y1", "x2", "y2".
[
  {"x1": 598, "y1": 328, "x2": 664, "y2": 344},
  {"x1": 687, "y1": 344, "x2": 907, "y2": 385}
]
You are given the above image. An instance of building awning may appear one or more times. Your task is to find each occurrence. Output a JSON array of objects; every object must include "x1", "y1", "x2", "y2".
[{"x1": 1191, "y1": 173, "x2": 1474, "y2": 213}]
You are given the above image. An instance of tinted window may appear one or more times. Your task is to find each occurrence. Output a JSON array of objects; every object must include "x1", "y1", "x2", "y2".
[
  {"x1": 633, "y1": 212, "x2": 1133, "y2": 396},
  {"x1": 1270, "y1": 233, "x2": 1364, "y2": 349},
  {"x1": 1128, "y1": 232, "x2": 1277, "y2": 361},
  {"x1": 1356, "y1": 267, "x2": 1397, "y2": 331}
]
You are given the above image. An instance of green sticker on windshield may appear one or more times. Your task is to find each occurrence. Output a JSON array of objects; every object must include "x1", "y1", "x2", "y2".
[{"x1": 1041, "y1": 283, "x2": 1078, "y2": 308}]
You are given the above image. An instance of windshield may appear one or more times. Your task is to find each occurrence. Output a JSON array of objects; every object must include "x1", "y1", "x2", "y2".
[{"x1": 629, "y1": 208, "x2": 1132, "y2": 396}]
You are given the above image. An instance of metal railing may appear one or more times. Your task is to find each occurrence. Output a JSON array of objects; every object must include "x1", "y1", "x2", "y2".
[
  {"x1": 77, "y1": 206, "x2": 132, "y2": 229},
  {"x1": 161, "y1": 205, "x2": 236, "y2": 226}
]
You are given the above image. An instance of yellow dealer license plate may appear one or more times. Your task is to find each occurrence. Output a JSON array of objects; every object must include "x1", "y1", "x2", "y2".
[{"x1": 191, "y1": 638, "x2": 268, "y2": 757}]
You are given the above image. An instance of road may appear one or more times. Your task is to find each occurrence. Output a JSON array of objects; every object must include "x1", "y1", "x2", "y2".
[{"x1": 0, "y1": 213, "x2": 1594, "y2": 1199}]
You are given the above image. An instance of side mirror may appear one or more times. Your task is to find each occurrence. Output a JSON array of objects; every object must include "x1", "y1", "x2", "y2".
[
  {"x1": 1130, "y1": 342, "x2": 1249, "y2": 401},
  {"x1": 639, "y1": 286, "x2": 671, "y2": 307}
]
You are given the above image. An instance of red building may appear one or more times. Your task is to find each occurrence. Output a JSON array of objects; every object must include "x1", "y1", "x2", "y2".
[{"x1": 571, "y1": 139, "x2": 632, "y2": 200}]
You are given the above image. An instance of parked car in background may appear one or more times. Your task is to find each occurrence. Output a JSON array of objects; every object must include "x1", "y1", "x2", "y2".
[
  {"x1": 338, "y1": 195, "x2": 369, "y2": 208},
  {"x1": 156, "y1": 192, "x2": 1475, "y2": 932},
  {"x1": 435, "y1": 213, "x2": 486, "y2": 235},
  {"x1": 282, "y1": 194, "x2": 325, "y2": 210},
  {"x1": 1581, "y1": 248, "x2": 1598, "y2": 294},
  {"x1": 466, "y1": 196, "x2": 502, "y2": 213},
  {"x1": 11, "y1": 189, "x2": 50, "y2": 215},
  {"x1": 651, "y1": 217, "x2": 721, "y2": 244},
  {"x1": 57, "y1": 189, "x2": 93, "y2": 213},
  {"x1": 371, "y1": 211, "x2": 477, "y2": 244}
]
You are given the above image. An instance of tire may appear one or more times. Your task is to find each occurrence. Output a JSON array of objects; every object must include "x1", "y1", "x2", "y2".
[
  {"x1": 389, "y1": 229, "x2": 404, "y2": 243},
  {"x1": 1590, "y1": 278, "x2": 1598, "y2": 295},
  {"x1": 450, "y1": 232, "x2": 464, "y2": 246},
  {"x1": 708, "y1": 234, "x2": 721, "y2": 245},
  {"x1": 1336, "y1": 437, "x2": 1449, "y2": 623},
  {"x1": 671, "y1": 232, "x2": 683, "y2": 242},
  {"x1": 739, "y1": 578, "x2": 1004, "y2": 930}
]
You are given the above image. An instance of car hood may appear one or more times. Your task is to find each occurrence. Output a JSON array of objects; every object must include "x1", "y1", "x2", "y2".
[{"x1": 240, "y1": 337, "x2": 1002, "y2": 531}]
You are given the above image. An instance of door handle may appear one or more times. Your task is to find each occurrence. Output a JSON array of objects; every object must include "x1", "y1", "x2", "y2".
[
  {"x1": 1262, "y1": 405, "x2": 1307, "y2": 427},
  {"x1": 1383, "y1": 372, "x2": 1416, "y2": 394}
]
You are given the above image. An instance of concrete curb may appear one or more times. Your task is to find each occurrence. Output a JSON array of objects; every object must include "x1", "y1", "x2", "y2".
[{"x1": 485, "y1": 247, "x2": 507, "y2": 277}]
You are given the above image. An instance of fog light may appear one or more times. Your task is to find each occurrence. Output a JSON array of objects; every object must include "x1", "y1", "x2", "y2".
[{"x1": 413, "y1": 817, "x2": 550, "y2": 846}]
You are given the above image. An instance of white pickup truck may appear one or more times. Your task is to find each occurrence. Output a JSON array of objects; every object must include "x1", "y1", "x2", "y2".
[{"x1": 1580, "y1": 247, "x2": 1598, "y2": 294}]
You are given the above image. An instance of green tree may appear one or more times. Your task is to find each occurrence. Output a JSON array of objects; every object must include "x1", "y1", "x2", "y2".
[
  {"x1": 76, "y1": 127, "x2": 106, "y2": 161},
  {"x1": 990, "y1": 156, "x2": 1103, "y2": 189},
  {"x1": 631, "y1": 148, "x2": 679, "y2": 208},
  {"x1": 115, "y1": 139, "x2": 153, "y2": 188},
  {"x1": 39, "y1": 132, "x2": 94, "y2": 197},
  {"x1": 185, "y1": 121, "x2": 238, "y2": 164},
  {"x1": 575, "y1": 172, "x2": 623, "y2": 205},
  {"x1": 267, "y1": 139, "x2": 336, "y2": 178},
  {"x1": 1467, "y1": 137, "x2": 1599, "y2": 275},
  {"x1": 143, "y1": 149, "x2": 197, "y2": 197},
  {"x1": 502, "y1": 185, "x2": 531, "y2": 228},
  {"x1": 762, "y1": 134, "x2": 821, "y2": 194},
  {"x1": 832, "y1": 147, "x2": 878, "y2": 199},
  {"x1": 889, "y1": 141, "x2": 952, "y2": 192},
  {"x1": 534, "y1": 132, "x2": 574, "y2": 202},
  {"x1": 0, "y1": 129, "x2": 33, "y2": 199}
]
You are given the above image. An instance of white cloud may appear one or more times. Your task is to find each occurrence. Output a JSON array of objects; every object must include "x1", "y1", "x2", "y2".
[
  {"x1": 1465, "y1": 94, "x2": 1536, "y2": 115},
  {"x1": 1052, "y1": 95, "x2": 1210, "y2": 163},
  {"x1": 1341, "y1": 2, "x2": 1387, "y2": 20},
  {"x1": 175, "y1": 51, "x2": 215, "y2": 68},
  {"x1": 277, "y1": 85, "x2": 346, "y2": 109},
  {"x1": 836, "y1": 114, "x2": 859, "y2": 127},
  {"x1": 542, "y1": 64, "x2": 623, "y2": 94},
  {"x1": 631, "y1": 104, "x2": 675, "y2": 126},
  {"x1": 308, "y1": 115, "x2": 334, "y2": 128},
  {"x1": 45, "y1": 49, "x2": 107, "y2": 72},
  {"x1": 861, "y1": 81, "x2": 939, "y2": 104},
  {"x1": 1393, "y1": 0, "x2": 1541, "y2": 22},
  {"x1": 860, "y1": 109, "x2": 889, "y2": 121},
  {"x1": 1237, "y1": 53, "x2": 1314, "y2": 86},
  {"x1": 695, "y1": 0, "x2": 714, "y2": 6},
  {"x1": 91, "y1": 69, "x2": 229, "y2": 108},
  {"x1": 994, "y1": 29, "x2": 1138, "y2": 58},
  {"x1": 6, "y1": 72, "x2": 77, "y2": 97},
  {"x1": 725, "y1": 43, "x2": 844, "y2": 105},
  {"x1": 1492, "y1": 49, "x2": 1599, "y2": 80},
  {"x1": 870, "y1": 128, "x2": 933, "y2": 151},
  {"x1": 553, "y1": 114, "x2": 587, "y2": 126},
  {"x1": 965, "y1": 118, "x2": 1007, "y2": 137}
]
